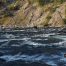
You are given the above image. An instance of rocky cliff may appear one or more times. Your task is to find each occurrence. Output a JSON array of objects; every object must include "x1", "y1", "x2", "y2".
[{"x1": 0, "y1": 0, "x2": 66, "y2": 28}]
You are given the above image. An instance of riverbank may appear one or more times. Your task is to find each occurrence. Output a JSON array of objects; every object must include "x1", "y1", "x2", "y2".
[{"x1": 0, "y1": 0, "x2": 66, "y2": 27}]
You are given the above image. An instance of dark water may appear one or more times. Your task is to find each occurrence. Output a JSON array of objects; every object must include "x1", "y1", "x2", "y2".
[{"x1": 0, "y1": 28, "x2": 66, "y2": 66}]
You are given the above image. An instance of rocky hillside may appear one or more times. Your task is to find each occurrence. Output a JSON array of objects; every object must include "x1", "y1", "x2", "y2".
[{"x1": 0, "y1": 0, "x2": 66, "y2": 28}]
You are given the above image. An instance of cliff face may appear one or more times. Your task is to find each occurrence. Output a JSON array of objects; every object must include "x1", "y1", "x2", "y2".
[
  {"x1": 48, "y1": 3, "x2": 66, "y2": 27},
  {"x1": 0, "y1": 0, "x2": 66, "y2": 28}
]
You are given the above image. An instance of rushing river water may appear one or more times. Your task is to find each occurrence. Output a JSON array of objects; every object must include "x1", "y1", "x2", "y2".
[{"x1": 0, "y1": 28, "x2": 66, "y2": 66}]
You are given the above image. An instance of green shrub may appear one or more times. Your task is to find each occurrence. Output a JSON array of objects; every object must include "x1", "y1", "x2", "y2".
[
  {"x1": 38, "y1": 0, "x2": 45, "y2": 6},
  {"x1": 2, "y1": 10, "x2": 14, "y2": 17},
  {"x1": 44, "y1": 23, "x2": 49, "y2": 27},
  {"x1": 59, "y1": 0, "x2": 64, "y2": 4},
  {"x1": 51, "y1": 6, "x2": 59, "y2": 13},
  {"x1": 8, "y1": 1, "x2": 20, "y2": 11},
  {"x1": 63, "y1": 19, "x2": 66, "y2": 24},
  {"x1": 47, "y1": 16, "x2": 51, "y2": 20},
  {"x1": 29, "y1": 0, "x2": 52, "y2": 6}
]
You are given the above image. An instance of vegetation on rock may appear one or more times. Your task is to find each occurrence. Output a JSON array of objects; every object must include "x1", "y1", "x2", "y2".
[{"x1": 0, "y1": 0, "x2": 66, "y2": 27}]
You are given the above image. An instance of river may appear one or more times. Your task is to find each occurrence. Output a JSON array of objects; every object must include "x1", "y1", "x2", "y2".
[{"x1": 0, "y1": 28, "x2": 66, "y2": 66}]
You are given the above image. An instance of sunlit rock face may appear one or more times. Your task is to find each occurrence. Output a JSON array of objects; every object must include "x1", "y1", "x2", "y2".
[
  {"x1": 0, "y1": 0, "x2": 66, "y2": 27},
  {"x1": 56, "y1": 2, "x2": 66, "y2": 19},
  {"x1": 48, "y1": 2, "x2": 66, "y2": 27},
  {"x1": 48, "y1": 11, "x2": 64, "y2": 27}
]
